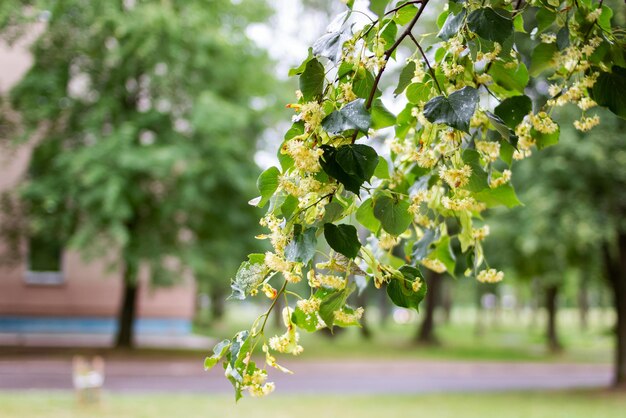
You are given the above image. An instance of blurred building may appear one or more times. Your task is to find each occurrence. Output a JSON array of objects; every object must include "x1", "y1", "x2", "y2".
[{"x1": 0, "y1": 35, "x2": 196, "y2": 340}]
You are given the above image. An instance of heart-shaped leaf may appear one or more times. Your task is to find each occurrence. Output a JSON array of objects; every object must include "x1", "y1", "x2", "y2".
[
  {"x1": 373, "y1": 195, "x2": 412, "y2": 236},
  {"x1": 387, "y1": 265, "x2": 427, "y2": 311},
  {"x1": 423, "y1": 86, "x2": 479, "y2": 133},
  {"x1": 320, "y1": 144, "x2": 378, "y2": 194},
  {"x1": 467, "y1": 7, "x2": 513, "y2": 44},
  {"x1": 299, "y1": 58, "x2": 325, "y2": 101},
  {"x1": 322, "y1": 99, "x2": 371, "y2": 134},
  {"x1": 285, "y1": 226, "x2": 318, "y2": 264},
  {"x1": 592, "y1": 66, "x2": 626, "y2": 119},
  {"x1": 323, "y1": 223, "x2": 361, "y2": 259},
  {"x1": 438, "y1": 9, "x2": 466, "y2": 41}
]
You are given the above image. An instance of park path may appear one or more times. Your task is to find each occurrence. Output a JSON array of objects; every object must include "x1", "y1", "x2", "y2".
[{"x1": 0, "y1": 357, "x2": 612, "y2": 394}]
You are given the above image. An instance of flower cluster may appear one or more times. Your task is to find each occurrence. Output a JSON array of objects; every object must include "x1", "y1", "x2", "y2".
[{"x1": 476, "y1": 268, "x2": 504, "y2": 284}]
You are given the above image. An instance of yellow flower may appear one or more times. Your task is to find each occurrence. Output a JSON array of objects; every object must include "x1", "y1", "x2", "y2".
[
  {"x1": 489, "y1": 169, "x2": 511, "y2": 188},
  {"x1": 531, "y1": 112, "x2": 558, "y2": 134},
  {"x1": 421, "y1": 258, "x2": 447, "y2": 273},
  {"x1": 475, "y1": 141, "x2": 500, "y2": 162},
  {"x1": 573, "y1": 115, "x2": 600, "y2": 132},
  {"x1": 476, "y1": 268, "x2": 504, "y2": 283},
  {"x1": 300, "y1": 101, "x2": 324, "y2": 131},
  {"x1": 296, "y1": 297, "x2": 321, "y2": 314},
  {"x1": 308, "y1": 271, "x2": 346, "y2": 290},
  {"x1": 280, "y1": 140, "x2": 323, "y2": 173},
  {"x1": 472, "y1": 225, "x2": 490, "y2": 241},
  {"x1": 334, "y1": 307, "x2": 364, "y2": 323},
  {"x1": 439, "y1": 165, "x2": 472, "y2": 188},
  {"x1": 378, "y1": 232, "x2": 400, "y2": 250}
]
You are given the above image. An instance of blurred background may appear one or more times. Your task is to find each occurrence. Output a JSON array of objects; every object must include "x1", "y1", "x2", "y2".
[{"x1": 0, "y1": 1, "x2": 625, "y2": 417}]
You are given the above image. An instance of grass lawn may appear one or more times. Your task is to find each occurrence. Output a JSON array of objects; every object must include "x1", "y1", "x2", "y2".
[
  {"x1": 1, "y1": 390, "x2": 625, "y2": 418},
  {"x1": 194, "y1": 306, "x2": 614, "y2": 363}
]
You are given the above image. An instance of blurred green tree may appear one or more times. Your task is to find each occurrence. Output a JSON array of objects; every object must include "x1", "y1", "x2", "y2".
[
  {"x1": 0, "y1": 0, "x2": 280, "y2": 347},
  {"x1": 487, "y1": 107, "x2": 626, "y2": 385}
]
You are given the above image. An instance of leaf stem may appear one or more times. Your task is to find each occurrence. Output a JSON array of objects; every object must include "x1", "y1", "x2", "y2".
[
  {"x1": 408, "y1": 32, "x2": 444, "y2": 95},
  {"x1": 258, "y1": 281, "x2": 288, "y2": 335}
]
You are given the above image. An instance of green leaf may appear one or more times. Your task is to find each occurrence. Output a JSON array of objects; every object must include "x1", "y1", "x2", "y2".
[
  {"x1": 353, "y1": 69, "x2": 380, "y2": 100},
  {"x1": 394, "y1": 61, "x2": 416, "y2": 96},
  {"x1": 413, "y1": 228, "x2": 437, "y2": 261},
  {"x1": 336, "y1": 144, "x2": 378, "y2": 181},
  {"x1": 204, "y1": 339, "x2": 231, "y2": 371},
  {"x1": 374, "y1": 157, "x2": 390, "y2": 179},
  {"x1": 394, "y1": 2, "x2": 418, "y2": 25},
  {"x1": 467, "y1": 8, "x2": 513, "y2": 44},
  {"x1": 299, "y1": 58, "x2": 325, "y2": 101},
  {"x1": 463, "y1": 149, "x2": 489, "y2": 192},
  {"x1": 530, "y1": 43, "x2": 558, "y2": 77},
  {"x1": 592, "y1": 67, "x2": 626, "y2": 119},
  {"x1": 373, "y1": 195, "x2": 412, "y2": 236},
  {"x1": 556, "y1": 26, "x2": 569, "y2": 51},
  {"x1": 280, "y1": 195, "x2": 299, "y2": 218},
  {"x1": 230, "y1": 254, "x2": 267, "y2": 300},
  {"x1": 333, "y1": 305, "x2": 362, "y2": 327},
  {"x1": 313, "y1": 31, "x2": 349, "y2": 64},
  {"x1": 380, "y1": 20, "x2": 398, "y2": 54},
  {"x1": 386, "y1": 265, "x2": 427, "y2": 311},
  {"x1": 513, "y1": 14, "x2": 525, "y2": 33},
  {"x1": 533, "y1": 124, "x2": 560, "y2": 150},
  {"x1": 369, "y1": 0, "x2": 391, "y2": 17},
  {"x1": 423, "y1": 87, "x2": 479, "y2": 133},
  {"x1": 371, "y1": 99, "x2": 396, "y2": 129},
  {"x1": 322, "y1": 199, "x2": 347, "y2": 223},
  {"x1": 356, "y1": 198, "x2": 382, "y2": 233},
  {"x1": 406, "y1": 82, "x2": 432, "y2": 104},
  {"x1": 320, "y1": 144, "x2": 378, "y2": 194},
  {"x1": 322, "y1": 99, "x2": 371, "y2": 134},
  {"x1": 256, "y1": 166, "x2": 280, "y2": 207},
  {"x1": 535, "y1": 8, "x2": 556, "y2": 32},
  {"x1": 438, "y1": 9, "x2": 466, "y2": 41},
  {"x1": 494, "y1": 95, "x2": 532, "y2": 129},
  {"x1": 285, "y1": 227, "x2": 317, "y2": 264},
  {"x1": 474, "y1": 184, "x2": 521, "y2": 208},
  {"x1": 288, "y1": 48, "x2": 313, "y2": 77},
  {"x1": 319, "y1": 287, "x2": 351, "y2": 330},
  {"x1": 485, "y1": 111, "x2": 513, "y2": 140},
  {"x1": 431, "y1": 235, "x2": 456, "y2": 276},
  {"x1": 292, "y1": 306, "x2": 320, "y2": 332},
  {"x1": 489, "y1": 61, "x2": 529, "y2": 94},
  {"x1": 597, "y1": 5, "x2": 613, "y2": 32},
  {"x1": 323, "y1": 223, "x2": 361, "y2": 259}
]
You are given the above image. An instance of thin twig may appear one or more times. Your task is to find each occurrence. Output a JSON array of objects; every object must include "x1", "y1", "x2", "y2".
[
  {"x1": 408, "y1": 32, "x2": 443, "y2": 95},
  {"x1": 365, "y1": 0, "x2": 430, "y2": 110},
  {"x1": 384, "y1": 0, "x2": 424, "y2": 17}
]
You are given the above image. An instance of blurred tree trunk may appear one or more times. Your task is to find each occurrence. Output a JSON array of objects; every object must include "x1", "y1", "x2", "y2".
[
  {"x1": 545, "y1": 285, "x2": 562, "y2": 352},
  {"x1": 441, "y1": 277, "x2": 453, "y2": 324},
  {"x1": 356, "y1": 289, "x2": 372, "y2": 339},
  {"x1": 210, "y1": 287, "x2": 226, "y2": 322},
  {"x1": 578, "y1": 273, "x2": 590, "y2": 332},
  {"x1": 474, "y1": 285, "x2": 485, "y2": 337},
  {"x1": 415, "y1": 271, "x2": 441, "y2": 345},
  {"x1": 604, "y1": 234, "x2": 626, "y2": 389},
  {"x1": 115, "y1": 262, "x2": 138, "y2": 348},
  {"x1": 273, "y1": 296, "x2": 284, "y2": 329},
  {"x1": 378, "y1": 283, "x2": 392, "y2": 326}
]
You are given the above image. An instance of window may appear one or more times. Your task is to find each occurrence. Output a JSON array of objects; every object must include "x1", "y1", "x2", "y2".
[{"x1": 24, "y1": 234, "x2": 64, "y2": 285}]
